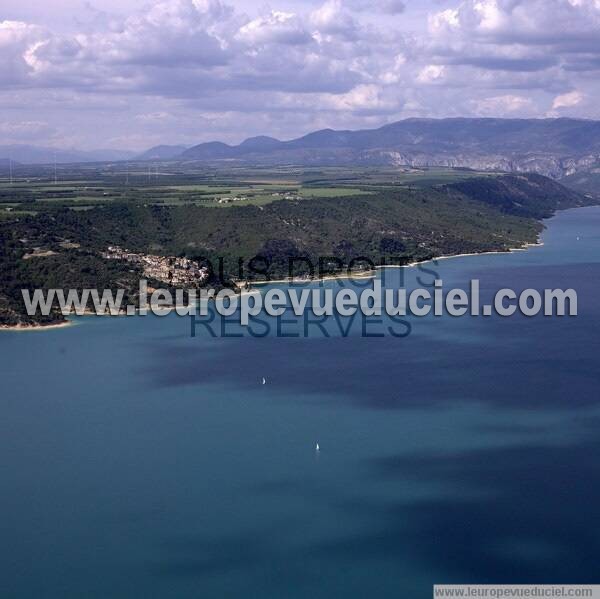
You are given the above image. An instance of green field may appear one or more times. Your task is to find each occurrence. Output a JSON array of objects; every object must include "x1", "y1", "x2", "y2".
[
  {"x1": 0, "y1": 164, "x2": 491, "y2": 212},
  {"x1": 299, "y1": 187, "x2": 373, "y2": 197}
]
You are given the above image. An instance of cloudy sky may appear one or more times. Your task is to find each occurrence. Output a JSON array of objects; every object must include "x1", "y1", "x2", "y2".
[{"x1": 1, "y1": 0, "x2": 599, "y2": 150}]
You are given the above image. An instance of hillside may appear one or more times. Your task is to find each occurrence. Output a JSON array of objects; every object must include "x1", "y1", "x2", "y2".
[
  {"x1": 446, "y1": 173, "x2": 586, "y2": 218},
  {"x1": 0, "y1": 172, "x2": 588, "y2": 326},
  {"x1": 135, "y1": 145, "x2": 189, "y2": 160}
]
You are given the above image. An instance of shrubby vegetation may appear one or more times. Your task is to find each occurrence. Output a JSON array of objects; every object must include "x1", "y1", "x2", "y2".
[{"x1": 0, "y1": 172, "x2": 591, "y2": 326}]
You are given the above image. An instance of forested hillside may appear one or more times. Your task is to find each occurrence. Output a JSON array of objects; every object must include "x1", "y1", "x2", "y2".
[{"x1": 0, "y1": 173, "x2": 591, "y2": 326}]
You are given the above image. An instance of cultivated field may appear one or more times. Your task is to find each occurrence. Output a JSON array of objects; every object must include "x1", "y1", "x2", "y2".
[{"x1": 0, "y1": 163, "x2": 493, "y2": 215}]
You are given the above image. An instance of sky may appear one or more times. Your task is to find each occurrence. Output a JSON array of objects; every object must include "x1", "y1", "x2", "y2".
[{"x1": 1, "y1": 0, "x2": 600, "y2": 150}]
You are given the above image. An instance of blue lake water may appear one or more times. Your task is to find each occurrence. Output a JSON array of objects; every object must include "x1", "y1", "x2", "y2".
[{"x1": 1, "y1": 206, "x2": 600, "y2": 598}]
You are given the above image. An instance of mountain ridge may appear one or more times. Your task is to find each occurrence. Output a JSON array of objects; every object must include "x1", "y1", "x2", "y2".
[
  {"x1": 3, "y1": 118, "x2": 600, "y2": 186},
  {"x1": 177, "y1": 117, "x2": 600, "y2": 182},
  {"x1": 0, "y1": 144, "x2": 136, "y2": 165},
  {"x1": 135, "y1": 145, "x2": 189, "y2": 161}
]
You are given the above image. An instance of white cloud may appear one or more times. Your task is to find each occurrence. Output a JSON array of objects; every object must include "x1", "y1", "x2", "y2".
[
  {"x1": 329, "y1": 83, "x2": 393, "y2": 112},
  {"x1": 236, "y1": 11, "x2": 312, "y2": 46},
  {"x1": 380, "y1": 53, "x2": 408, "y2": 84},
  {"x1": 310, "y1": 0, "x2": 358, "y2": 40},
  {"x1": 552, "y1": 90, "x2": 584, "y2": 108},
  {"x1": 429, "y1": 8, "x2": 460, "y2": 33},
  {"x1": 135, "y1": 111, "x2": 173, "y2": 122},
  {"x1": 417, "y1": 64, "x2": 446, "y2": 83},
  {"x1": 0, "y1": 20, "x2": 48, "y2": 83},
  {"x1": 2, "y1": 0, "x2": 600, "y2": 147},
  {"x1": 429, "y1": 0, "x2": 600, "y2": 49},
  {"x1": 472, "y1": 94, "x2": 534, "y2": 115},
  {"x1": 472, "y1": 0, "x2": 507, "y2": 32}
]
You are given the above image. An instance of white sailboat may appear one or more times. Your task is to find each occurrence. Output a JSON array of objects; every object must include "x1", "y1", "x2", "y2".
[
  {"x1": 262, "y1": 377, "x2": 266, "y2": 385},
  {"x1": 315, "y1": 442, "x2": 320, "y2": 451}
]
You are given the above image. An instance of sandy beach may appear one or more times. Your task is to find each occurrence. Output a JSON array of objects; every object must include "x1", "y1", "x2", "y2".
[
  {"x1": 376, "y1": 240, "x2": 544, "y2": 270},
  {"x1": 248, "y1": 271, "x2": 376, "y2": 286},
  {"x1": 0, "y1": 321, "x2": 73, "y2": 332}
]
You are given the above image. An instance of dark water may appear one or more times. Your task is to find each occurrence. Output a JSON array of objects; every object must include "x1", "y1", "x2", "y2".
[{"x1": 1, "y1": 207, "x2": 600, "y2": 598}]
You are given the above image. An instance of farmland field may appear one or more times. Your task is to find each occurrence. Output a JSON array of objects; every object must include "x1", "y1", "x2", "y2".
[{"x1": 0, "y1": 163, "x2": 491, "y2": 213}]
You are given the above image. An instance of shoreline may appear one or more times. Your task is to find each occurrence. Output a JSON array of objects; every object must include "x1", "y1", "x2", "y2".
[
  {"x1": 387, "y1": 240, "x2": 544, "y2": 270},
  {"x1": 0, "y1": 289, "x2": 262, "y2": 330},
  {"x1": 247, "y1": 239, "x2": 544, "y2": 286},
  {"x1": 0, "y1": 320, "x2": 73, "y2": 332},
  {"x1": 0, "y1": 238, "x2": 545, "y2": 331},
  {"x1": 249, "y1": 270, "x2": 376, "y2": 286}
]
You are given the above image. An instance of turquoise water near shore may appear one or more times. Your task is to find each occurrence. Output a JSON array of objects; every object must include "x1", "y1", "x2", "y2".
[{"x1": 1, "y1": 207, "x2": 600, "y2": 598}]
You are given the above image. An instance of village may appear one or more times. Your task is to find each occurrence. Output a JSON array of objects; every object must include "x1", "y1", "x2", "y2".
[
  {"x1": 102, "y1": 246, "x2": 209, "y2": 286},
  {"x1": 214, "y1": 191, "x2": 300, "y2": 204}
]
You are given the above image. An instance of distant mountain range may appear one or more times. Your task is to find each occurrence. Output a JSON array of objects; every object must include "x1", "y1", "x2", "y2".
[
  {"x1": 2, "y1": 118, "x2": 600, "y2": 182},
  {"x1": 135, "y1": 145, "x2": 189, "y2": 161},
  {"x1": 0, "y1": 145, "x2": 136, "y2": 165},
  {"x1": 177, "y1": 118, "x2": 600, "y2": 180},
  {"x1": 0, "y1": 144, "x2": 189, "y2": 165}
]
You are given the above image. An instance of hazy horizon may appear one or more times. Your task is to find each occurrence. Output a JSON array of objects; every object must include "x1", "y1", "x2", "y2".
[
  {"x1": 1, "y1": 115, "x2": 599, "y2": 156},
  {"x1": 2, "y1": 0, "x2": 600, "y2": 150}
]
